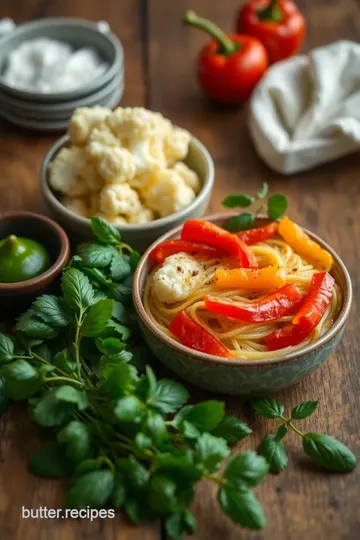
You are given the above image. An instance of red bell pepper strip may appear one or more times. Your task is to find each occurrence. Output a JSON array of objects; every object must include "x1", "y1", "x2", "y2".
[
  {"x1": 181, "y1": 219, "x2": 258, "y2": 269},
  {"x1": 265, "y1": 272, "x2": 335, "y2": 351},
  {"x1": 184, "y1": 10, "x2": 268, "y2": 104},
  {"x1": 205, "y1": 283, "x2": 303, "y2": 323},
  {"x1": 236, "y1": 222, "x2": 278, "y2": 245},
  {"x1": 169, "y1": 311, "x2": 232, "y2": 358},
  {"x1": 236, "y1": 0, "x2": 306, "y2": 64},
  {"x1": 150, "y1": 240, "x2": 221, "y2": 265}
]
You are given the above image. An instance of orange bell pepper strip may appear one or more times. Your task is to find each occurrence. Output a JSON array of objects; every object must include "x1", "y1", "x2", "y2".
[
  {"x1": 169, "y1": 311, "x2": 232, "y2": 358},
  {"x1": 215, "y1": 266, "x2": 286, "y2": 290},
  {"x1": 181, "y1": 219, "x2": 258, "y2": 269},
  {"x1": 205, "y1": 284, "x2": 304, "y2": 323},
  {"x1": 150, "y1": 240, "x2": 221, "y2": 264},
  {"x1": 236, "y1": 222, "x2": 278, "y2": 245},
  {"x1": 265, "y1": 271, "x2": 335, "y2": 350},
  {"x1": 278, "y1": 216, "x2": 333, "y2": 271}
]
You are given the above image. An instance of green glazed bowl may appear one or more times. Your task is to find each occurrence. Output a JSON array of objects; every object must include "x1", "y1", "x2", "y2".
[{"x1": 133, "y1": 214, "x2": 352, "y2": 395}]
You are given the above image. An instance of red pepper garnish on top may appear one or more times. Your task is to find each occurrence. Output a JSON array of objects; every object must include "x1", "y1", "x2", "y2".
[
  {"x1": 205, "y1": 283, "x2": 303, "y2": 323},
  {"x1": 150, "y1": 240, "x2": 221, "y2": 264},
  {"x1": 181, "y1": 219, "x2": 258, "y2": 269},
  {"x1": 265, "y1": 272, "x2": 335, "y2": 351},
  {"x1": 169, "y1": 311, "x2": 232, "y2": 358},
  {"x1": 236, "y1": 0, "x2": 306, "y2": 64},
  {"x1": 184, "y1": 10, "x2": 268, "y2": 104},
  {"x1": 236, "y1": 222, "x2": 278, "y2": 245}
]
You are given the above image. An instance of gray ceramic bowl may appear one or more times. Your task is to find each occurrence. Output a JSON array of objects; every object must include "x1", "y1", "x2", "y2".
[
  {"x1": 0, "y1": 18, "x2": 123, "y2": 102},
  {"x1": 40, "y1": 134, "x2": 215, "y2": 252},
  {"x1": 133, "y1": 214, "x2": 352, "y2": 395}
]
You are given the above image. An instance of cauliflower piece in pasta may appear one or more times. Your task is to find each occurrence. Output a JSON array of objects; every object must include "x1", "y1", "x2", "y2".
[
  {"x1": 99, "y1": 183, "x2": 143, "y2": 218},
  {"x1": 142, "y1": 169, "x2": 196, "y2": 217},
  {"x1": 128, "y1": 208, "x2": 155, "y2": 224},
  {"x1": 152, "y1": 252, "x2": 204, "y2": 303},
  {"x1": 164, "y1": 127, "x2": 191, "y2": 166},
  {"x1": 62, "y1": 196, "x2": 89, "y2": 217},
  {"x1": 173, "y1": 162, "x2": 201, "y2": 194},
  {"x1": 69, "y1": 106, "x2": 110, "y2": 145},
  {"x1": 95, "y1": 147, "x2": 136, "y2": 184}
]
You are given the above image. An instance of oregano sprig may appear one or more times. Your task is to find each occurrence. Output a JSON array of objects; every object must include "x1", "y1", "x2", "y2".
[{"x1": 251, "y1": 398, "x2": 357, "y2": 473}]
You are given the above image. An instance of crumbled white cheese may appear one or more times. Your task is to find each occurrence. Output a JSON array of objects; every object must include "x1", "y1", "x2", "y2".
[{"x1": 153, "y1": 253, "x2": 204, "y2": 304}]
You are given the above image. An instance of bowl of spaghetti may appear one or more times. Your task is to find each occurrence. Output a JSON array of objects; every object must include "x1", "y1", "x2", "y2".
[{"x1": 133, "y1": 214, "x2": 352, "y2": 395}]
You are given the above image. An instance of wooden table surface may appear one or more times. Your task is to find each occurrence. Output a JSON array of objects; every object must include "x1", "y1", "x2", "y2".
[{"x1": 0, "y1": 1, "x2": 359, "y2": 539}]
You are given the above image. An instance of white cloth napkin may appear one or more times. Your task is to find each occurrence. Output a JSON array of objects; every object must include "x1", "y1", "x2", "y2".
[{"x1": 249, "y1": 40, "x2": 360, "y2": 174}]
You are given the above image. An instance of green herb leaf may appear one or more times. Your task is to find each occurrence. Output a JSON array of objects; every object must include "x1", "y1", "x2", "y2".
[
  {"x1": 218, "y1": 485, "x2": 266, "y2": 530},
  {"x1": 276, "y1": 424, "x2": 288, "y2": 441},
  {"x1": 291, "y1": 401, "x2": 319, "y2": 419},
  {"x1": 258, "y1": 434, "x2": 288, "y2": 474},
  {"x1": 257, "y1": 182, "x2": 269, "y2": 199},
  {"x1": 149, "y1": 379, "x2": 189, "y2": 414},
  {"x1": 28, "y1": 440, "x2": 74, "y2": 478},
  {"x1": 33, "y1": 295, "x2": 70, "y2": 327},
  {"x1": 125, "y1": 497, "x2": 156, "y2": 525},
  {"x1": 53, "y1": 349, "x2": 76, "y2": 374},
  {"x1": 66, "y1": 470, "x2": 114, "y2": 509},
  {"x1": 33, "y1": 390, "x2": 75, "y2": 427},
  {"x1": 0, "y1": 377, "x2": 8, "y2": 415},
  {"x1": 225, "y1": 213, "x2": 255, "y2": 233},
  {"x1": 0, "y1": 334, "x2": 14, "y2": 365},
  {"x1": 57, "y1": 421, "x2": 93, "y2": 463},
  {"x1": 34, "y1": 343, "x2": 53, "y2": 363},
  {"x1": 267, "y1": 194, "x2": 288, "y2": 220},
  {"x1": 134, "y1": 432, "x2": 152, "y2": 451},
  {"x1": 211, "y1": 415, "x2": 252, "y2": 444},
  {"x1": 81, "y1": 299, "x2": 114, "y2": 337},
  {"x1": 61, "y1": 269, "x2": 94, "y2": 311},
  {"x1": 174, "y1": 401, "x2": 225, "y2": 433},
  {"x1": 165, "y1": 510, "x2": 197, "y2": 540},
  {"x1": 78, "y1": 243, "x2": 117, "y2": 268},
  {"x1": 112, "y1": 301, "x2": 128, "y2": 324},
  {"x1": 103, "y1": 319, "x2": 131, "y2": 341},
  {"x1": 117, "y1": 455, "x2": 149, "y2": 491},
  {"x1": 156, "y1": 452, "x2": 202, "y2": 482},
  {"x1": 114, "y1": 395, "x2": 142, "y2": 423},
  {"x1": 129, "y1": 251, "x2": 141, "y2": 271},
  {"x1": 90, "y1": 216, "x2": 121, "y2": 245},
  {"x1": 1, "y1": 359, "x2": 41, "y2": 400},
  {"x1": 103, "y1": 362, "x2": 134, "y2": 398},
  {"x1": 110, "y1": 253, "x2": 132, "y2": 281},
  {"x1": 224, "y1": 451, "x2": 269, "y2": 488},
  {"x1": 222, "y1": 194, "x2": 255, "y2": 208},
  {"x1": 303, "y1": 433, "x2": 357, "y2": 472},
  {"x1": 144, "y1": 411, "x2": 167, "y2": 445},
  {"x1": 16, "y1": 311, "x2": 59, "y2": 339},
  {"x1": 250, "y1": 397, "x2": 284, "y2": 419},
  {"x1": 55, "y1": 385, "x2": 88, "y2": 411},
  {"x1": 112, "y1": 283, "x2": 132, "y2": 303},
  {"x1": 195, "y1": 433, "x2": 229, "y2": 473},
  {"x1": 112, "y1": 471, "x2": 126, "y2": 509},
  {"x1": 96, "y1": 337, "x2": 125, "y2": 354},
  {"x1": 148, "y1": 474, "x2": 178, "y2": 515}
]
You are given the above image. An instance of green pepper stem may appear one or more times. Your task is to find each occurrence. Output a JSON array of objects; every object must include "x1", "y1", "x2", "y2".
[
  {"x1": 184, "y1": 10, "x2": 237, "y2": 56},
  {"x1": 257, "y1": 0, "x2": 284, "y2": 22}
]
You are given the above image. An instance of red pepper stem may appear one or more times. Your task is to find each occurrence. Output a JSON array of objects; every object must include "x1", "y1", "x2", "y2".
[
  {"x1": 257, "y1": 0, "x2": 284, "y2": 22},
  {"x1": 184, "y1": 10, "x2": 237, "y2": 56}
]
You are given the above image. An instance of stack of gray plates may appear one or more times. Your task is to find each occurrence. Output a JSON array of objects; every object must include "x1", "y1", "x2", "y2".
[{"x1": 0, "y1": 18, "x2": 124, "y2": 131}]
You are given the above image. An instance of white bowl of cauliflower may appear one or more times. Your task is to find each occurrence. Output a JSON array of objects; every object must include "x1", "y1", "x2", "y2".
[{"x1": 40, "y1": 106, "x2": 214, "y2": 251}]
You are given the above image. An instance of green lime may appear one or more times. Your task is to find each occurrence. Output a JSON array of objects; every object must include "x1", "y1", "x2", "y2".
[{"x1": 0, "y1": 235, "x2": 51, "y2": 283}]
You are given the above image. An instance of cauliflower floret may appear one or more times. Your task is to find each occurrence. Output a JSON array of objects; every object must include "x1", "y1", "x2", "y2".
[
  {"x1": 69, "y1": 106, "x2": 111, "y2": 145},
  {"x1": 87, "y1": 124, "x2": 121, "y2": 160},
  {"x1": 173, "y1": 162, "x2": 201, "y2": 195},
  {"x1": 62, "y1": 196, "x2": 89, "y2": 217},
  {"x1": 95, "y1": 212, "x2": 128, "y2": 226},
  {"x1": 152, "y1": 253, "x2": 204, "y2": 303},
  {"x1": 142, "y1": 169, "x2": 196, "y2": 217},
  {"x1": 128, "y1": 138, "x2": 167, "y2": 175},
  {"x1": 128, "y1": 208, "x2": 155, "y2": 224},
  {"x1": 164, "y1": 127, "x2": 191, "y2": 166},
  {"x1": 106, "y1": 107, "x2": 171, "y2": 140},
  {"x1": 99, "y1": 183, "x2": 143, "y2": 217},
  {"x1": 49, "y1": 147, "x2": 89, "y2": 197},
  {"x1": 95, "y1": 147, "x2": 136, "y2": 184}
]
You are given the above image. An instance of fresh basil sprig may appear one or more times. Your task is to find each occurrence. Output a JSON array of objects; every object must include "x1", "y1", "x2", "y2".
[
  {"x1": 251, "y1": 398, "x2": 357, "y2": 474},
  {"x1": 222, "y1": 183, "x2": 288, "y2": 232}
]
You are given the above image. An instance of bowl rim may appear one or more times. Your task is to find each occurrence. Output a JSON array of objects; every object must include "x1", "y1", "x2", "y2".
[
  {"x1": 133, "y1": 213, "x2": 352, "y2": 368},
  {"x1": 40, "y1": 133, "x2": 215, "y2": 232},
  {"x1": 0, "y1": 17, "x2": 124, "y2": 102},
  {"x1": 0, "y1": 211, "x2": 70, "y2": 292}
]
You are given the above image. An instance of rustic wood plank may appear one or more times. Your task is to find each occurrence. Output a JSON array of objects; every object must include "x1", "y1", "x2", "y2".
[
  {"x1": 0, "y1": 1, "x2": 159, "y2": 539},
  {"x1": 146, "y1": 0, "x2": 360, "y2": 539}
]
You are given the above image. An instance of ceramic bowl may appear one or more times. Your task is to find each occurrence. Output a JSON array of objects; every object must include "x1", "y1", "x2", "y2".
[
  {"x1": 133, "y1": 214, "x2": 352, "y2": 395},
  {"x1": 0, "y1": 212, "x2": 70, "y2": 315},
  {"x1": 40, "y1": 134, "x2": 215, "y2": 252}
]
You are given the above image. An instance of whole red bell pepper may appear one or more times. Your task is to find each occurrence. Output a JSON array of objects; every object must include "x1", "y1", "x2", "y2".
[
  {"x1": 236, "y1": 222, "x2": 278, "y2": 245},
  {"x1": 205, "y1": 283, "x2": 303, "y2": 323},
  {"x1": 181, "y1": 219, "x2": 258, "y2": 269},
  {"x1": 169, "y1": 311, "x2": 232, "y2": 358},
  {"x1": 265, "y1": 272, "x2": 335, "y2": 351},
  {"x1": 150, "y1": 240, "x2": 221, "y2": 264},
  {"x1": 236, "y1": 0, "x2": 306, "y2": 64},
  {"x1": 184, "y1": 10, "x2": 268, "y2": 104}
]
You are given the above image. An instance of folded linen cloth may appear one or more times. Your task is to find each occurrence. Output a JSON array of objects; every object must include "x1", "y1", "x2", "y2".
[{"x1": 249, "y1": 40, "x2": 360, "y2": 174}]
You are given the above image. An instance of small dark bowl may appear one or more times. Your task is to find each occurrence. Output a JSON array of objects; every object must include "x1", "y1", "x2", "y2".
[{"x1": 0, "y1": 211, "x2": 70, "y2": 316}]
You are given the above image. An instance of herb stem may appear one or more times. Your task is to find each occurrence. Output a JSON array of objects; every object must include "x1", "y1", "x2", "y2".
[
  {"x1": 74, "y1": 311, "x2": 84, "y2": 379},
  {"x1": 205, "y1": 473, "x2": 223, "y2": 485},
  {"x1": 44, "y1": 376, "x2": 84, "y2": 388},
  {"x1": 280, "y1": 415, "x2": 304, "y2": 438},
  {"x1": 30, "y1": 352, "x2": 69, "y2": 378}
]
